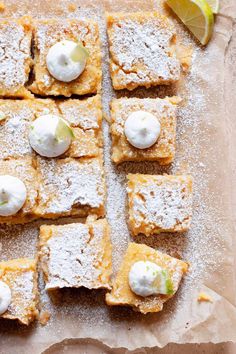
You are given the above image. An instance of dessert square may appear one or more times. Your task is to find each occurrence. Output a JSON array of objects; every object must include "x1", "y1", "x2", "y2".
[
  {"x1": 0, "y1": 96, "x2": 102, "y2": 160},
  {"x1": 0, "y1": 258, "x2": 38, "y2": 325},
  {"x1": 0, "y1": 17, "x2": 33, "y2": 98},
  {"x1": 0, "y1": 158, "x2": 39, "y2": 224},
  {"x1": 110, "y1": 97, "x2": 179, "y2": 164},
  {"x1": 39, "y1": 218, "x2": 112, "y2": 290},
  {"x1": 30, "y1": 19, "x2": 102, "y2": 96},
  {"x1": 0, "y1": 99, "x2": 58, "y2": 160},
  {"x1": 58, "y1": 95, "x2": 103, "y2": 158},
  {"x1": 35, "y1": 157, "x2": 106, "y2": 219},
  {"x1": 106, "y1": 242, "x2": 188, "y2": 314},
  {"x1": 106, "y1": 12, "x2": 181, "y2": 91},
  {"x1": 127, "y1": 174, "x2": 193, "y2": 236}
]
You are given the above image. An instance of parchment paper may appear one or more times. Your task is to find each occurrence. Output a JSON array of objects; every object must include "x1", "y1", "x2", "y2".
[{"x1": 0, "y1": 0, "x2": 236, "y2": 353}]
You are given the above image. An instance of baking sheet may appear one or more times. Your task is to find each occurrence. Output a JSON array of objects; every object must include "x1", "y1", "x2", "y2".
[{"x1": 0, "y1": 0, "x2": 236, "y2": 353}]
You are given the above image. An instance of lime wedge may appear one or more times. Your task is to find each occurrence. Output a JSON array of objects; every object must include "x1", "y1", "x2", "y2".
[
  {"x1": 206, "y1": 0, "x2": 219, "y2": 13},
  {"x1": 166, "y1": 0, "x2": 214, "y2": 45},
  {"x1": 70, "y1": 41, "x2": 89, "y2": 63},
  {"x1": 55, "y1": 118, "x2": 74, "y2": 142}
]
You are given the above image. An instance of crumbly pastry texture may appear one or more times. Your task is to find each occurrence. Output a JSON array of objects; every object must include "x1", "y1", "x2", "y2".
[
  {"x1": 127, "y1": 174, "x2": 193, "y2": 236},
  {"x1": 39, "y1": 218, "x2": 112, "y2": 290},
  {"x1": 0, "y1": 258, "x2": 38, "y2": 325},
  {"x1": 106, "y1": 243, "x2": 188, "y2": 314},
  {"x1": 110, "y1": 96, "x2": 180, "y2": 164},
  {"x1": 106, "y1": 12, "x2": 181, "y2": 90},
  {"x1": 0, "y1": 17, "x2": 33, "y2": 98},
  {"x1": 30, "y1": 18, "x2": 102, "y2": 96}
]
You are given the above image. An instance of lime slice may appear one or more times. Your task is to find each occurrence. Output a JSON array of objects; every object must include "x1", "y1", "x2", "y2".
[
  {"x1": 206, "y1": 0, "x2": 219, "y2": 13},
  {"x1": 166, "y1": 0, "x2": 214, "y2": 45},
  {"x1": 55, "y1": 118, "x2": 74, "y2": 142},
  {"x1": 152, "y1": 269, "x2": 174, "y2": 295},
  {"x1": 70, "y1": 41, "x2": 89, "y2": 63}
]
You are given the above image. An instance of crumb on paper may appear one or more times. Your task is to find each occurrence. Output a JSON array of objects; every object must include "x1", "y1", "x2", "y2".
[
  {"x1": 68, "y1": 3, "x2": 76, "y2": 12},
  {"x1": 0, "y1": 2, "x2": 5, "y2": 11},
  {"x1": 198, "y1": 292, "x2": 213, "y2": 303},
  {"x1": 39, "y1": 311, "x2": 51, "y2": 325}
]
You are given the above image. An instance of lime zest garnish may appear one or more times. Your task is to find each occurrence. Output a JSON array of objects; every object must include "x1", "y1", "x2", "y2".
[
  {"x1": 0, "y1": 201, "x2": 8, "y2": 206},
  {"x1": 165, "y1": 278, "x2": 174, "y2": 295},
  {"x1": 161, "y1": 269, "x2": 174, "y2": 295},
  {"x1": 55, "y1": 118, "x2": 75, "y2": 143},
  {"x1": 70, "y1": 41, "x2": 89, "y2": 63}
]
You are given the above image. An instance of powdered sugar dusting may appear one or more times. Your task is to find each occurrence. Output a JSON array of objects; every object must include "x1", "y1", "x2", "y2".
[
  {"x1": 0, "y1": 19, "x2": 31, "y2": 92},
  {"x1": 37, "y1": 157, "x2": 105, "y2": 215},
  {"x1": 128, "y1": 175, "x2": 192, "y2": 235},
  {"x1": 40, "y1": 222, "x2": 110, "y2": 290},
  {"x1": 108, "y1": 13, "x2": 180, "y2": 88},
  {"x1": 0, "y1": 0, "x2": 234, "y2": 349}
]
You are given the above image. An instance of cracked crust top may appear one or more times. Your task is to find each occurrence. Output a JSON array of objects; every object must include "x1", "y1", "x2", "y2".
[{"x1": 106, "y1": 12, "x2": 181, "y2": 91}]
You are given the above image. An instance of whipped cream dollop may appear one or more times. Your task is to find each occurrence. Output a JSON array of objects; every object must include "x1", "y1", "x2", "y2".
[
  {"x1": 46, "y1": 40, "x2": 88, "y2": 82},
  {"x1": 0, "y1": 281, "x2": 11, "y2": 315},
  {"x1": 128, "y1": 261, "x2": 173, "y2": 297},
  {"x1": 29, "y1": 115, "x2": 73, "y2": 158},
  {"x1": 0, "y1": 175, "x2": 27, "y2": 216},
  {"x1": 124, "y1": 111, "x2": 161, "y2": 149}
]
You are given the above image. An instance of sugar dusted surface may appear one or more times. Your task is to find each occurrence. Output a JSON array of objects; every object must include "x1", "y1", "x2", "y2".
[
  {"x1": 128, "y1": 175, "x2": 192, "y2": 234},
  {"x1": 37, "y1": 157, "x2": 105, "y2": 215},
  {"x1": 6, "y1": 270, "x2": 35, "y2": 320},
  {"x1": 0, "y1": 0, "x2": 234, "y2": 350},
  {"x1": 0, "y1": 19, "x2": 31, "y2": 93},
  {"x1": 107, "y1": 13, "x2": 180, "y2": 89},
  {"x1": 40, "y1": 222, "x2": 110, "y2": 289}
]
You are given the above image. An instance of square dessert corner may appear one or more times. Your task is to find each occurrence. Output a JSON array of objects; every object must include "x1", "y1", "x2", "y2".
[
  {"x1": 106, "y1": 12, "x2": 181, "y2": 91},
  {"x1": 0, "y1": 157, "x2": 39, "y2": 224},
  {"x1": 0, "y1": 258, "x2": 38, "y2": 325},
  {"x1": 29, "y1": 18, "x2": 102, "y2": 97},
  {"x1": 110, "y1": 96, "x2": 180, "y2": 164},
  {"x1": 127, "y1": 174, "x2": 193, "y2": 236},
  {"x1": 0, "y1": 17, "x2": 33, "y2": 98},
  {"x1": 35, "y1": 156, "x2": 106, "y2": 219},
  {"x1": 106, "y1": 242, "x2": 188, "y2": 314},
  {"x1": 0, "y1": 95, "x2": 102, "y2": 161},
  {"x1": 39, "y1": 218, "x2": 112, "y2": 290}
]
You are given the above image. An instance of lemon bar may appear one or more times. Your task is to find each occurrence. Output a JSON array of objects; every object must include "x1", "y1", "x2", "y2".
[
  {"x1": 35, "y1": 157, "x2": 106, "y2": 219},
  {"x1": 106, "y1": 243, "x2": 188, "y2": 313},
  {"x1": 110, "y1": 97, "x2": 179, "y2": 164},
  {"x1": 39, "y1": 218, "x2": 112, "y2": 290},
  {"x1": 58, "y1": 95, "x2": 103, "y2": 158},
  {"x1": 0, "y1": 96, "x2": 102, "y2": 160},
  {"x1": 30, "y1": 19, "x2": 102, "y2": 96},
  {"x1": 0, "y1": 158, "x2": 39, "y2": 224},
  {"x1": 0, "y1": 17, "x2": 33, "y2": 98},
  {"x1": 127, "y1": 174, "x2": 193, "y2": 236},
  {"x1": 0, "y1": 258, "x2": 38, "y2": 325},
  {"x1": 106, "y1": 12, "x2": 180, "y2": 91}
]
